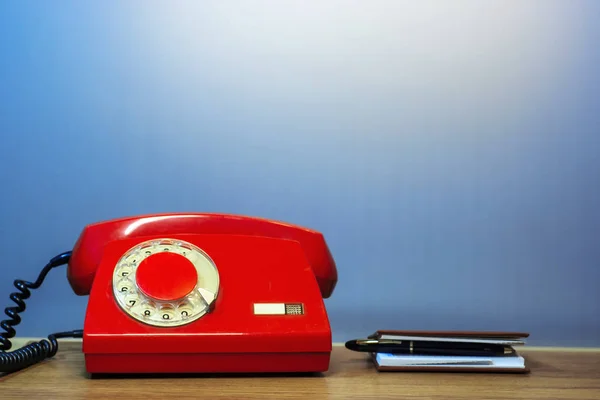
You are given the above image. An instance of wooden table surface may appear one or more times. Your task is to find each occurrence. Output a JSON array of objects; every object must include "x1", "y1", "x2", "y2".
[{"x1": 2, "y1": 343, "x2": 600, "y2": 399}]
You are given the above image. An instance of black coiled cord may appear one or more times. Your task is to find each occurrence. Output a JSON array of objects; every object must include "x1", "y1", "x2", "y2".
[{"x1": 1, "y1": 251, "x2": 83, "y2": 374}]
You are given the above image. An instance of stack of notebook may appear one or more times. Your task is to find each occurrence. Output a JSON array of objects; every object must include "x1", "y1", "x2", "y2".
[{"x1": 345, "y1": 330, "x2": 529, "y2": 373}]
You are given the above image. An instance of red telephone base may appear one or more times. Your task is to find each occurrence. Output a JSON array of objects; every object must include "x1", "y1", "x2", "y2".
[
  {"x1": 82, "y1": 234, "x2": 333, "y2": 375},
  {"x1": 85, "y1": 352, "x2": 331, "y2": 374}
]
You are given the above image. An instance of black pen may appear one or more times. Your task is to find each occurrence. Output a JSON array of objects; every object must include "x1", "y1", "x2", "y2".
[{"x1": 345, "y1": 339, "x2": 513, "y2": 357}]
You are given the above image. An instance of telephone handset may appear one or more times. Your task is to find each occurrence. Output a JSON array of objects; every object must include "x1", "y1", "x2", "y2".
[{"x1": 1, "y1": 213, "x2": 338, "y2": 374}]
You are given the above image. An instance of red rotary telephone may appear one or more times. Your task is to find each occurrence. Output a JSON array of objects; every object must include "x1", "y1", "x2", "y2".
[{"x1": 0, "y1": 213, "x2": 338, "y2": 375}]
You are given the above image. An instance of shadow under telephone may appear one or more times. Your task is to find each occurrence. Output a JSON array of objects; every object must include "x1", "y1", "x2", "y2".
[{"x1": 0, "y1": 213, "x2": 338, "y2": 375}]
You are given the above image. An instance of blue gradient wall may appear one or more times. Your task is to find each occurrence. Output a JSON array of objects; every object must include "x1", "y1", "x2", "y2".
[{"x1": 1, "y1": 1, "x2": 599, "y2": 346}]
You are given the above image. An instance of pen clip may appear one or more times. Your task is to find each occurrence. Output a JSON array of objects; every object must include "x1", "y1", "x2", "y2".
[
  {"x1": 345, "y1": 338, "x2": 405, "y2": 352},
  {"x1": 355, "y1": 339, "x2": 403, "y2": 345}
]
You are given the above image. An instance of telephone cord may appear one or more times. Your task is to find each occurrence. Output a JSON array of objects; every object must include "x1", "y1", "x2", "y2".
[{"x1": 0, "y1": 251, "x2": 83, "y2": 373}]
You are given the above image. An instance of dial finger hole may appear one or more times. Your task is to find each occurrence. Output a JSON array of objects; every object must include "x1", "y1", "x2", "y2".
[
  {"x1": 177, "y1": 243, "x2": 192, "y2": 257},
  {"x1": 124, "y1": 294, "x2": 140, "y2": 308},
  {"x1": 118, "y1": 265, "x2": 133, "y2": 278},
  {"x1": 126, "y1": 251, "x2": 141, "y2": 266},
  {"x1": 177, "y1": 302, "x2": 194, "y2": 319},
  {"x1": 142, "y1": 248, "x2": 153, "y2": 257},
  {"x1": 140, "y1": 301, "x2": 156, "y2": 318},
  {"x1": 159, "y1": 305, "x2": 176, "y2": 321},
  {"x1": 117, "y1": 278, "x2": 133, "y2": 294}
]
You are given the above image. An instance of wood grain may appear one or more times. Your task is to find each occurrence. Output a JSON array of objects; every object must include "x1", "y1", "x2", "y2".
[{"x1": 2, "y1": 343, "x2": 600, "y2": 399}]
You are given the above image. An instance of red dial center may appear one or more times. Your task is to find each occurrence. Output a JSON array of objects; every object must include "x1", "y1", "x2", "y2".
[{"x1": 135, "y1": 252, "x2": 198, "y2": 301}]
